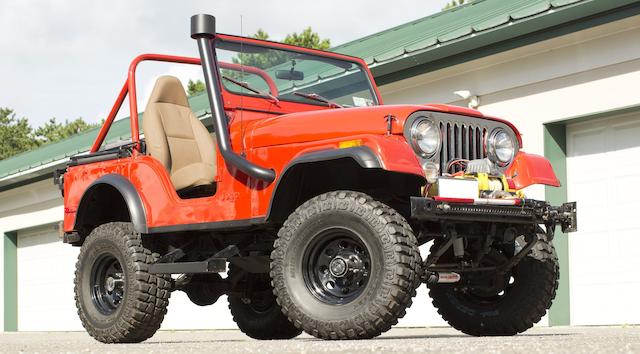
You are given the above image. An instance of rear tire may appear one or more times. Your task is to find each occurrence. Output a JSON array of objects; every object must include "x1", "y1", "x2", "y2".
[
  {"x1": 428, "y1": 234, "x2": 559, "y2": 336},
  {"x1": 228, "y1": 267, "x2": 301, "y2": 339},
  {"x1": 270, "y1": 191, "x2": 420, "y2": 339},
  {"x1": 74, "y1": 222, "x2": 171, "y2": 343}
]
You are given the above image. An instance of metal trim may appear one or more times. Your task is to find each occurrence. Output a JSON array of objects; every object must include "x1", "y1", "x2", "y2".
[
  {"x1": 544, "y1": 123, "x2": 570, "y2": 326},
  {"x1": 3, "y1": 231, "x2": 17, "y2": 331},
  {"x1": 147, "y1": 217, "x2": 266, "y2": 234},
  {"x1": 408, "y1": 116, "x2": 441, "y2": 159},
  {"x1": 486, "y1": 127, "x2": 516, "y2": 167}
]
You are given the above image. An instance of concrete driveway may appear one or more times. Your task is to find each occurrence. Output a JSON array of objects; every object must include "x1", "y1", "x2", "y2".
[{"x1": 1, "y1": 326, "x2": 638, "y2": 353}]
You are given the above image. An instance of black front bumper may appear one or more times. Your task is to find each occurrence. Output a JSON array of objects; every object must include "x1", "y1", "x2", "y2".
[{"x1": 410, "y1": 197, "x2": 577, "y2": 233}]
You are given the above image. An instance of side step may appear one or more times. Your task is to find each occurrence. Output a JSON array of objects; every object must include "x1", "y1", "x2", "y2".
[
  {"x1": 149, "y1": 258, "x2": 226, "y2": 274},
  {"x1": 148, "y1": 245, "x2": 238, "y2": 275}
]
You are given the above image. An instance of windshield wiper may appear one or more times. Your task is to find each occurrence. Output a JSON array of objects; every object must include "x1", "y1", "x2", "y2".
[
  {"x1": 222, "y1": 75, "x2": 280, "y2": 105},
  {"x1": 293, "y1": 92, "x2": 343, "y2": 108}
]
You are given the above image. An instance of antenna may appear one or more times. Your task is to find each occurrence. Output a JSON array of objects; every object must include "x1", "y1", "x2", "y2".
[{"x1": 239, "y1": 14, "x2": 246, "y2": 156}]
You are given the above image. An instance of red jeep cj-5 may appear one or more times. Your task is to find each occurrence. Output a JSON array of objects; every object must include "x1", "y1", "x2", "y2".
[{"x1": 55, "y1": 14, "x2": 577, "y2": 342}]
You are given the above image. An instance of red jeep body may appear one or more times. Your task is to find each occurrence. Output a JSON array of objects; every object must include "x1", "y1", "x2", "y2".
[{"x1": 61, "y1": 34, "x2": 558, "y2": 235}]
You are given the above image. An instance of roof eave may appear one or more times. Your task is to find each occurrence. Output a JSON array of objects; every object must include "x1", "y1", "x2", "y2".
[{"x1": 372, "y1": 0, "x2": 640, "y2": 85}]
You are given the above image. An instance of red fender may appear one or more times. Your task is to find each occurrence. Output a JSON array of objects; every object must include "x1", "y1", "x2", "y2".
[{"x1": 506, "y1": 151, "x2": 560, "y2": 190}]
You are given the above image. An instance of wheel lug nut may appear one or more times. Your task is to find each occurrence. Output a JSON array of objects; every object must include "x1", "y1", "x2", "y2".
[{"x1": 329, "y1": 257, "x2": 348, "y2": 277}]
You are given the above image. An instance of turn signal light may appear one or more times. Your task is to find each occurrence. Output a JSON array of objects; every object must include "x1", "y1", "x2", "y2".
[{"x1": 338, "y1": 139, "x2": 363, "y2": 149}]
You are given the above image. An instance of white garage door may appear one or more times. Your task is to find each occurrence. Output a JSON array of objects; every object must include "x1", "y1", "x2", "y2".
[
  {"x1": 17, "y1": 225, "x2": 83, "y2": 331},
  {"x1": 567, "y1": 112, "x2": 640, "y2": 325}
]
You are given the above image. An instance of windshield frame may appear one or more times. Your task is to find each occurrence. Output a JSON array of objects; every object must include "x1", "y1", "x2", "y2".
[{"x1": 214, "y1": 33, "x2": 383, "y2": 107}]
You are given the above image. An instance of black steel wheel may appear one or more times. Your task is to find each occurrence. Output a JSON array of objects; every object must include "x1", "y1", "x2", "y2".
[
  {"x1": 228, "y1": 266, "x2": 301, "y2": 340},
  {"x1": 75, "y1": 222, "x2": 171, "y2": 343},
  {"x1": 428, "y1": 234, "x2": 559, "y2": 336},
  {"x1": 271, "y1": 191, "x2": 421, "y2": 340},
  {"x1": 303, "y1": 229, "x2": 371, "y2": 304},
  {"x1": 90, "y1": 254, "x2": 125, "y2": 315}
]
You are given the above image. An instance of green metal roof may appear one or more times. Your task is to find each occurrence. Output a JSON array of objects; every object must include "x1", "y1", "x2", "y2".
[
  {"x1": 332, "y1": 0, "x2": 640, "y2": 83},
  {"x1": 1, "y1": 0, "x2": 638, "y2": 187}
]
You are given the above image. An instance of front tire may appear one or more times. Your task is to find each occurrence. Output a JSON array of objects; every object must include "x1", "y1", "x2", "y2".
[
  {"x1": 428, "y1": 234, "x2": 559, "y2": 336},
  {"x1": 74, "y1": 222, "x2": 171, "y2": 343},
  {"x1": 270, "y1": 191, "x2": 421, "y2": 340}
]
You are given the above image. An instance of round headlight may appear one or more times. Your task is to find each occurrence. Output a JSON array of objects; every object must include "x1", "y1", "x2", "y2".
[
  {"x1": 487, "y1": 128, "x2": 516, "y2": 165},
  {"x1": 410, "y1": 118, "x2": 441, "y2": 157}
]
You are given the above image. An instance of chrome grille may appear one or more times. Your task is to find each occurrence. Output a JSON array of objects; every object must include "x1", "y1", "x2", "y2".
[
  {"x1": 439, "y1": 122, "x2": 487, "y2": 174},
  {"x1": 403, "y1": 112, "x2": 519, "y2": 176}
]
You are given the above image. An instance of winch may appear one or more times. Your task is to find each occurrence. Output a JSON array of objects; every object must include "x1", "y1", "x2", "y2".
[{"x1": 427, "y1": 171, "x2": 524, "y2": 205}]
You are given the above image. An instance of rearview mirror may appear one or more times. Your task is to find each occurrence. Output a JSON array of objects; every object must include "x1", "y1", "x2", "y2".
[{"x1": 276, "y1": 70, "x2": 304, "y2": 81}]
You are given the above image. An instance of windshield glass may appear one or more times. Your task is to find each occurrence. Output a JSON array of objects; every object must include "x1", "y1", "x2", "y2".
[{"x1": 215, "y1": 39, "x2": 378, "y2": 107}]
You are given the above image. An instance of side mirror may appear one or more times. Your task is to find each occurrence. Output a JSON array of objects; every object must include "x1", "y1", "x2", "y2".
[{"x1": 275, "y1": 69, "x2": 304, "y2": 81}]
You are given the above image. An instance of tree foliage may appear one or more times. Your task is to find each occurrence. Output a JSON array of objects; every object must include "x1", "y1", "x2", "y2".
[
  {"x1": 187, "y1": 79, "x2": 206, "y2": 97},
  {"x1": 283, "y1": 27, "x2": 331, "y2": 51},
  {"x1": 34, "y1": 117, "x2": 96, "y2": 145},
  {"x1": 188, "y1": 27, "x2": 331, "y2": 96},
  {"x1": 0, "y1": 108, "x2": 38, "y2": 160},
  {"x1": 236, "y1": 26, "x2": 331, "y2": 68},
  {"x1": 0, "y1": 107, "x2": 98, "y2": 160},
  {"x1": 443, "y1": 0, "x2": 469, "y2": 10}
]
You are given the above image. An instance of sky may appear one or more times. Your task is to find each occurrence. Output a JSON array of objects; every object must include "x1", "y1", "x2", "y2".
[{"x1": 0, "y1": 0, "x2": 450, "y2": 127}]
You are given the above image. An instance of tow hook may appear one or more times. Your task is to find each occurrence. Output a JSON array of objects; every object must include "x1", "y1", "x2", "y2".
[
  {"x1": 542, "y1": 201, "x2": 578, "y2": 238},
  {"x1": 423, "y1": 271, "x2": 461, "y2": 284}
]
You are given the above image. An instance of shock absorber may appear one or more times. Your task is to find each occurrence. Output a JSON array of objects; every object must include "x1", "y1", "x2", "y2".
[
  {"x1": 424, "y1": 271, "x2": 461, "y2": 284},
  {"x1": 449, "y1": 228, "x2": 465, "y2": 259}
]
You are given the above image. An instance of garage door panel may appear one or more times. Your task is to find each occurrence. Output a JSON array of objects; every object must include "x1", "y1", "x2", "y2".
[
  {"x1": 612, "y1": 175, "x2": 640, "y2": 202},
  {"x1": 608, "y1": 208, "x2": 640, "y2": 230},
  {"x1": 611, "y1": 120, "x2": 640, "y2": 151},
  {"x1": 569, "y1": 128, "x2": 607, "y2": 157},
  {"x1": 568, "y1": 233, "x2": 611, "y2": 275},
  {"x1": 17, "y1": 226, "x2": 83, "y2": 331},
  {"x1": 568, "y1": 155, "x2": 608, "y2": 179},
  {"x1": 571, "y1": 283, "x2": 640, "y2": 326},
  {"x1": 567, "y1": 113, "x2": 640, "y2": 325},
  {"x1": 567, "y1": 180, "x2": 607, "y2": 232},
  {"x1": 609, "y1": 228, "x2": 640, "y2": 264}
]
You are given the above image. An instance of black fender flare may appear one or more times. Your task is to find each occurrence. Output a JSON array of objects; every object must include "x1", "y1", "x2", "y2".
[
  {"x1": 266, "y1": 146, "x2": 382, "y2": 221},
  {"x1": 74, "y1": 174, "x2": 148, "y2": 233}
]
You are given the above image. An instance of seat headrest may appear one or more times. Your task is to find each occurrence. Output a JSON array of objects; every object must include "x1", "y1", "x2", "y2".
[{"x1": 147, "y1": 76, "x2": 189, "y2": 107}]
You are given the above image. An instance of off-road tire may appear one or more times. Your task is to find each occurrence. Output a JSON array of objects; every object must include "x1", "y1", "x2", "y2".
[
  {"x1": 228, "y1": 267, "x2": 301, "y2": 340},
  {"x1": 74, "y1": 222, "x2": 171, "y2": 343},
  {"x1": 270, "y1": 191, "x2": 421, "y2": 340},
  {"x1": 428, "y1": 234, "x2": 559, "y2": 336}
]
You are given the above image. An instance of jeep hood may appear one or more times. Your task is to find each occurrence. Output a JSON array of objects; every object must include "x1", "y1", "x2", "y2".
[{"x1": 246, "y1": 104, "x2": 493, "y2": 148}]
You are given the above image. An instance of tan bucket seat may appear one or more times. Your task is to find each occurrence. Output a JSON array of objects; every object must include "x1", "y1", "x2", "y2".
[{"x1": 142, "y1": 76, "x2": 217, "y2": 191}]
